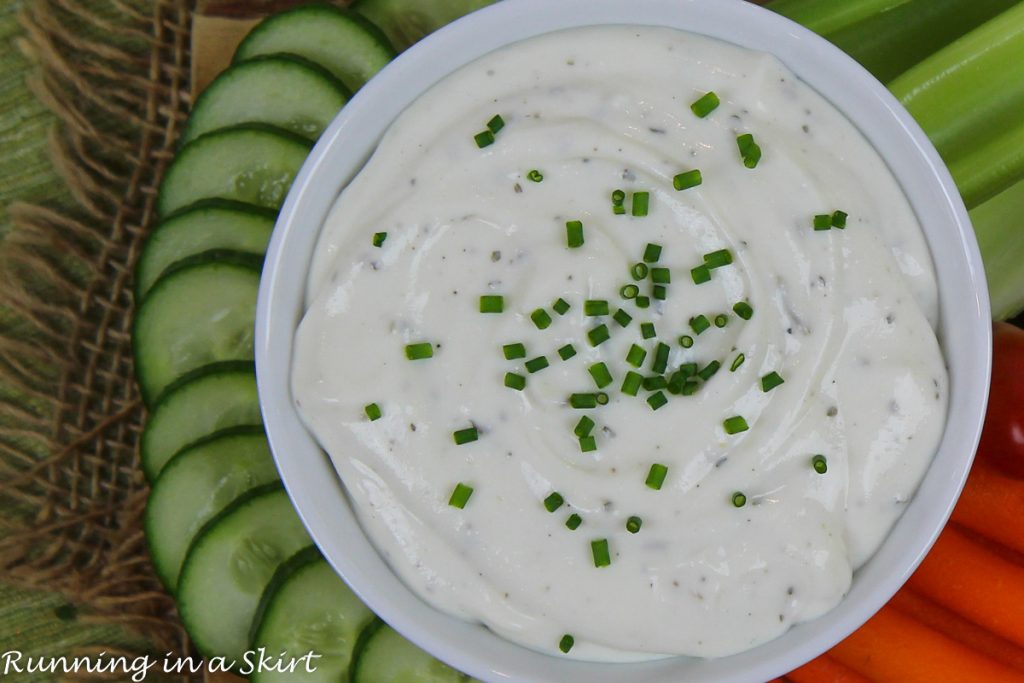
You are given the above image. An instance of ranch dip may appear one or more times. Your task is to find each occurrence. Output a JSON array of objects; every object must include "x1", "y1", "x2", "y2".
[{"x1": 292, "y1": 26, "x2": 948, "y2": 659}]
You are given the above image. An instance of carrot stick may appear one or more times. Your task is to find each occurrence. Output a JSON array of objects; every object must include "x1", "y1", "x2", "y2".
[
  {"x1": 890, "y1": 588, "x2": 1024, "y2": 670},
  {"x1": 908, "y1": 525, "x2": 1024, "y2": 649},
  {"x1": 951, "y1": 460, "x2": 1024, "y2": 555},
  {"x1": 786, "y1": 654, "x2": 871, "y2": 683},
  {"x1": 830, "y1": 606, "x2": 1024, "y2": 682}
]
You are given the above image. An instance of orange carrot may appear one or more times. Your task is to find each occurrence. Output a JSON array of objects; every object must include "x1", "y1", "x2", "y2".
[
  {"x1": 908, "y1": 525, "x2": 1024, "y2": 649},
  {"x1": 951, "y1": 461, "x2": 1024, "y2": 555},
  {"x1": 830, "y1": 606, "x2": 1024, "y2": 682},
  {"x1": 786, "y1": 654, "x2": 871, "y2": 683}
]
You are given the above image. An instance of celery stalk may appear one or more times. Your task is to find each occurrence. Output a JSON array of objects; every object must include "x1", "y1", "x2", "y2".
[
  {"x1": 949, "y1": 117, "x2": 1024, "y2": 208},
  {"x1": 969, "y1": 179, "x2": 1024, "y2": 320},
  {"x1": 767, "y1": 0, "x2": 909, "y2": 36}
]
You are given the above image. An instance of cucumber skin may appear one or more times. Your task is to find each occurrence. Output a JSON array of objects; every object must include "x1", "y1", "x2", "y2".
[{"x1": 249, "y1": 545, "x2": 323, "y2": 646}]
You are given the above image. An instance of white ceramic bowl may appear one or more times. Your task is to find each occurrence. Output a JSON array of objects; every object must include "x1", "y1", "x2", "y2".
[{"x1": 255, "y1": 1, "x2": 991, "y2": 680}]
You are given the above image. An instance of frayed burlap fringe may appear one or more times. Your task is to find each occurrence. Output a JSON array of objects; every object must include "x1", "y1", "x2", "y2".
[{"x1": 1, "y1": 0, "x2": 193, "y2": 669}]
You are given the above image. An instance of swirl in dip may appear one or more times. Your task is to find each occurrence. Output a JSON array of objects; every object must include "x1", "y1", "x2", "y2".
[{"x1": 292, "y1": 26, "x2": 948, "y2": 660}]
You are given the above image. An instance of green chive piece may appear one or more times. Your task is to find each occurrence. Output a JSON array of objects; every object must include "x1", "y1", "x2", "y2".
[
  {"x1": 723, "y1": 416, "x2": 749, "y2": 434},
  {"x1": 480, "y1": 295, "x2": 504, "y2": 313},
  {"x1": 647, "y1": 391, "x2": 668, "y2": 411},
  {"x1": 812, "y1": 454, "x2": 828, "y2": 474},
  {"x1": 679, "y1": 334, "x2": 694, "y2": 348},
  {"x1": 631, "y1": 263, "x2": 650, "y2": 280},
  {"x1": 673, "y1": 169, "x2": 703, "y2": 191},
  {"x1": 372, "y1": 232, "x2": 387, "y2": 247},
  {"x1": 569, "y1": 393, "x2": 598, "y2": 409},
  {"x1": 641, "y1": 322, "x2": 657, "y2": 339},
  {"x1": 634, "y1": 295, "x2": 651, "y2": 309},
  {"x1": 626, "y1": 344, "x2": 647, "y2": 368},
  {"x1": 736, "y1": 133, "x2": 762, "y2": 168},
  {"x1": 714, "y1": 314, "x2": 729, "y2": 328},
  {"x1": 612, "y1": 189, "x2": 626, "y2": 205},
  {"x1": 621, "y1": 371, "x2": 643, "y2": 396},
  {"x1": 613, "y1": 308, "x2": 633, "y2": 327},
  {"x1": 704, "y1": 249, "x2": 733, "y2": 269},
  {"x1": 596, "y1": 392, "x2": 610, "y2": 405},
  {"x1": 587, "y1": 324, "x2": 610, "y2": 347},
  {"x1": 682, "y1": 378, "x2": 700, "y2": 395},
  {"x1": 620, "y1": 284, "x2": 639, "y2": 299},
  {"x1": 651, "y1": 267, "x2": 671, "y2": 284},
  {"x1": 591, "y1": 539, "x2": 611, "y2": 567},
  {"x1": 613, "y1": 205, "x2": 626, "y2": 215},
  {"x1": 678, "y1": 362, "x2": 698, "y2": 377},
  {"x1": 646, "y1": 463, "x2": 668, "y2": 490},
  {"x1": 559, "y1": 634, "x2": 575, "y2": 653},
  {"x1": 474, "y1": 130, "x2": 495, "y2": 148},
  {"x1": 525, "y1": 356, "x2": 549, "y2": 373},
  {"x1": 588, "y1": 362, "x2": 614, "y2": 389},
  {"x1": 813, "y1": 214, "x2": 832, "y2": 231},
  {"x1": 544, "y1": 492, "x2": 564, "y2": 512},
  {"x1": 584, "y1": 299, "x2": 610, "y2": 316},
  {"x1": 698, "y1": 360, "x2": 721, "y2": 381},
  {"x1": 527, "y1": 169, "x2": 543, "y2": 183},
  {"x1": 691, "y1": 264, "x2": 711, "y2": 284},
  {"x1": 733, "y1": 301, "x2": 754, "y2": 320},
  {"x1": 689, "y1": 315, "x2": 711, "y2": 335},
  {"x1": 405, "y1": 342, "x2": 434, "y2": 360},
  {"x1": 503, "y1": 343, "x2": 526, "y2": 360},
  {"x1": 730, "y1": 354, "x2": 746, "y2": 372},
  {"x1": 365, "y1": 403, "x2": 382, "y2": 421},
  {"x1": 505, "y1": 372, "x2": 526, "y2": 391},
  {"x1": 690, "y1": 91, "x2": 720, "y2": 118},
  {"x1": 652, "y1": 284, "x2": 667, "y2": 301},
  {"x1": 643, "y1": 243, "x2": 663, "y2": 263},
  {"x1": 761, "y1": 371, "x2": 785, "y2": 392},
  {"x1": 553, "y1": 297, "x2": 571, "y2": 315},
  {"x1": 565, "y1": 513, "x2": 582, "y2": 530},
  {"x1": 448, "y1": 483, "x2": 474, "y2": 508},
  {"x1": 652, "y1": 342, "x2": 670, "y2": 374},
  {"x1": 557, "y1": 344, "x2": 577, "y2": 361},
  {"x1": 732, "y1": 491, "x2": 747, "y2": 508},
  {"x1": 832, "y1": 210, "x2": 848, "y2": 229},
  {"x1": 531, "y1": 308, "x2": 552, "y2": 330},
  {"x1": 643, "y1": 375, "x2": 668, "y2": 391},
  {"x1": 631, "y1": 191, "x2": 650, "y2": 217},
  {"x1": 626, "y1": 516, "x2": 643, "y2": 534},
  {"x1": 487, "y1": 114, "x2": 505, "y2": 134},
  {"x1": 574, "y1": 416, "x2": 595, "y2": 438},
  {"x1": 566, "y1": 220, "x2": 584, "y2": 248},
  {"x1": 579, "y1": 435, "x2": 597, "y2": 452},
  {"x1": 667, "y1": 370, "x2": 686, "y2": 395},
  {"x1": 453, "y1": 426, "x2": 479, "y2": 445}
]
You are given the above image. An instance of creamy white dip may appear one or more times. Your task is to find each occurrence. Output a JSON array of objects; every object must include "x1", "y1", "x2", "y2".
[{"x1": 292, "y1": 26, "x2": 948, "y2": 660}]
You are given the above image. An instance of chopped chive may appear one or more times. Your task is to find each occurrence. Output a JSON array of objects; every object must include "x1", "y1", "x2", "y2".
[
  {"x1": 698, "y1": 360, "x2": 721, "y2": 381},
  {"x1": 574, "y1": 416, "x2": 595, "y2": 438},
  {"x1": 620, "y1": 284, "x2": 639, "y2": 299},
  {"x1": 689, "y1": 315, "x2": 711, "y2": 335},
  {"x1": 678, "y1": 334, "x2": 694, "y2": 348},
  {"x1": 621, "y1": 371, "x2": 643, "y2": 396},
  {"x1": 559, "y1": 634, "x2": 575, "y2": 654},
  {"x1": 405, "y1": 342, "x2": 434, "y2": 360},
  {"x1": 647, "y1": 391, "x2": 668, "y2": 410},
  {"x1": 626, "y1": 516, "x2": 643, "y2": 534},
  {"x1": 714, "y1": 314, "x2": 728, "y2": 328},
  {"x1": 565, "y1": 513, "x2": 582, "y2": 530},
  {"x1": 531, "y1": 308, "x2": 552, "y2": 330},
  {"x1": 479, "y1": 294, "x2": 504, "y2": 313},
  {"x1": 673, "y1": 169, "x2": 703, "y2": 191},
  {"x1": 643, "y1": 243, "x2": 663, "y2": 263},
  {"x1": 579, "y1": 436, "x2": 597, "y2": 452},
  {"x1": 667, "y1": 370, "x2": 686, "y2": 395},
  {"x1": 588, "y1": 362, "x2": 614, "y2": 389},
  {"x1": 584, "y1": 299, "x2": 610, "y2": 316},
  {"x1": 569, "y1": 393, "x2": 598, "y2": 409},
  {"x1": 448, "y1": 483, "x2": 474, "y2": 508},
  {"x1": 730, "y1": 354, "x2": 746, "y2": 372},
  {"x1": 566, "y1": 220, "x2": 584, "y2": 248},
  {"x1": 643, "y1": 375, "x2": 668, "y2": 391},
  {"x1": 678, "y1": 362, "x2": 698, "y2": 377},
  {"x1": 652, "y1": 284, "x2": 667, "y2": 301},
  {"x1": 527, "y1": 169, "x2": 543, "y2": 183},
  {"x1": 652, "y1": 342, "x2": 670, "y2": 374},
  {"x1": 651, "y1": 267, "x2": 671, "y2": 284},
  {"x1": 634, "y1": 295, "x2": 651, "y2": 309},
  {"x1": 631, "y1": 263, "x2": 650, "y2": 280},
  {"x1": 596, "y1": 392, "x2": 610, "y2": 405},
  {"x1": 612, "y1": 189, "x2": 626, "y2": 205},
  {"x1": 486, "y1": 114, "x2": 505, "y2": 133},
  {"x1": 631, "y1": 191, "x2": 650, "y2": 217},
  {"x1": 612, "y1": 205, "x2": 626, "y2": 215},
  {"x1": 736, "y1": 133, "x2": 762, "y2": 168},
  {"x1": 544, "y1": 492, "x2": 564, "y2": 512},
  {"x1": 831, "y1": 210, "x2": 848, "y2": 229},
  {"x1": 612, "y1": 309, "x2": 633, "y2": 327},
  {"x1": 365, "y1": 403, "x2": 382, "y2": 421},
  {"x1": 504, "y1": 372, "x2": 526, "y2": 390},
  {"x1": 704, "y1": 249, "x2": 733, "y2": 269},
  {"x1": 813, "y1": 214, "x2": 832, "y2": 231},
  {"x1": 646, "y1": 463, "x2": 668, "y2": 490},
  {"x1": 733, "y1": 301, "x2": 754, "y2": 320},
  {"x1": 761, "y1": 371, "x2": 785, "y2": 392},
  {"x1": 682, "y1": 378, "x2": 700, "y2": 395},
  {"x1": 812, "y1": 454, "x2": 828, "y2": 474},
  {"x1": 557, "y1": 344, "x2": 577, "y2": 361},
  {"x1": 587, "y1": 324, "x2": 610, "y2": 346},
  {"x1": 553, "y1": 297, "x2": 571, "y2": 315},
  {"x1": 372, "y1": 231, "x2": 387, "y2": 247},
  {"x1": 474, "y1": 130, "x2": 494, "y2": 148},
  {"x1": 723, "y1": 415, "x2": 749, "y2": 434},
  {"x1": 641, "y1": 322, "x2": 656, "y2": 339},
  {"x1": 503, "y1": 343, "x2": 526, "y2": 360},
  {"x1": 453, "y1": 426, "x2": 479, "y2": 445},
  {"x1": 591, "y1": 539, "x2": 611, "y2": 568},
  {"x1": 525, "y1": 356, "x2": 549, "y2": 373},
  {"x1": 690, "y1": 91, "x2": 720, "y2": 117},
  {"x1": 626, "y1": 344, "x2": 647, "y2": 367},
  {"x1": 732, "y1": 491, "x2": 747, "y2": 507},
  {"x1": 691, "y1": 264, "x2": 711, "y2": 284}
]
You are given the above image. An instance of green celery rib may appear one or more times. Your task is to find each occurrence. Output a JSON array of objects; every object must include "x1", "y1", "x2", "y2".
[
  {"x1": 950, "y1": 115, "x2": 1024, "y2": 208},
  {"x1": 767, "y1": 0, "x2": 909, "y2": 36},
  {"x1": 969, "y1": 179, "x2": 1024, "y2": 320}
]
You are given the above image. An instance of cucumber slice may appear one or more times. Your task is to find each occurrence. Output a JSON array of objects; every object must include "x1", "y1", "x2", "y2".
[
  {"x1": 352, "y1": 623, "x2": 471, "y2": 683},
  {"x1": 140, "y1": 361, "x2": 261, "y2": 481},
  {"x1": 249, "y1": 547, "x2": 376, "y2": 683},
  {"x1": 158, "y1": 124, "x2": 311, "y2": 218},
  {"x1": 146, "y1": 426, "x2": 279, "y2": 592},
  {"x1": 177, "y1": 484, "x2": 312, "y2": 666},
  {"x1": 182, "y1": 55, "x2": 350, "y2": 145},
  {"x1": 133, "y1": 251, "x2": 261, "y2": 406},
  {"x1": 233, "y1": 5, "x2": 395, "y2": 93},
  {"x1": 136, "y1": 199, "x2": 276, "y2": 300},
  {"x1": 353, "y1": 0, "x2": 496, "y2": 51}
]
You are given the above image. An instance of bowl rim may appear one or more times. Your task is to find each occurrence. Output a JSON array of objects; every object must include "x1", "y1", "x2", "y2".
[{"x1": 255, "y1": 1, "x2": 992, "y2": 681}]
